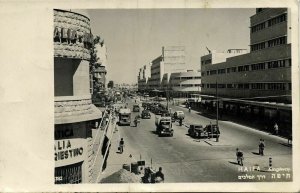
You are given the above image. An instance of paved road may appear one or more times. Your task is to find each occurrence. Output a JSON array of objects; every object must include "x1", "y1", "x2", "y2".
[{"x1": 115, "y1": 99, "x2": 292, "y2": 182}]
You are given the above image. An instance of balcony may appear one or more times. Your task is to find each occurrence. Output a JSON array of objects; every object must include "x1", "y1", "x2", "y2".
[{"x1": 55, "y1": 95, "x2": 102, "y2": 124}]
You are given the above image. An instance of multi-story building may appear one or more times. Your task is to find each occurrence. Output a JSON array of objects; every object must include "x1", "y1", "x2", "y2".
[
  {"x1": 148, "y1": 46, "x2": 186, "y2": 90},
  {"x1": 200, "y1": 8, "x2": 292, "y2": 134},
  {"x1": 54, "y1": 9, "x2": 102, "y2": 184},
  {"x1": 167, "y1": 70, "x2": 202, "y2": 98},
  {"x1": 138, "y1": 63, "x2": 151, "y2": 92}
]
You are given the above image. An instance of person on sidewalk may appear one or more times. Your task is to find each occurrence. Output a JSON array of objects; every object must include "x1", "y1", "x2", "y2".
[
  {"x1": 188, "y1": 106, "x2": 191, "y2": 113},
  {"x1": 274, "y1": 123, "x2": 279, "y2": 135},
  {"x1": 236, "y1": 148, "x2": 244, "y2": 166},
  {"x1": 155, "y1": 167, "x2": 164, "y2": 183},
  {"x1": 119, "y1": 138, "x2": 124, "y2": 153},
  {"x1": 259, "y1": 139, "x2": 265, "y2": 156}
]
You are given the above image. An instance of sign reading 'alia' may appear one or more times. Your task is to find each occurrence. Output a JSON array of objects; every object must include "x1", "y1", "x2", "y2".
[{"x1": 55, "y1": 139, "x2": 85, "y2": 167}]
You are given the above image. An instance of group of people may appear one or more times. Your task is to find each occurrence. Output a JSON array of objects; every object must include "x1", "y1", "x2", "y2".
[{"x1": 236, "y1": 138, "x2": 266, "y2": 166}]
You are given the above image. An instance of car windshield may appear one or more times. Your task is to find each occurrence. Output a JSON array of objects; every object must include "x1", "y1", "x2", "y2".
[{"x1": 161, "y1": 121, "x2": 170, "y2": 125}]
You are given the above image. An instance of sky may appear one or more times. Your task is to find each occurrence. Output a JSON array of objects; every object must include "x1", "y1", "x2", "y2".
[{"x1": 88, "y1": 8, "x2": 255, "y2": 84}]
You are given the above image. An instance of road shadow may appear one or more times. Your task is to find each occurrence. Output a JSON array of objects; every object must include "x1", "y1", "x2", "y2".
[
  {"x1": 278, "y1": 142, "x2": 292, "y2": 147},
  {"x1": 116, "y1": 151, "x2": 122, "y2": 154},
  {"x1": 228, "y1": 161, "x2": 240, "y2": 165},
  {"x1": 252, "y1": 152, "x2": 260, "y2": 155},
  {"x1": 149, "y1": 131, "x2": 157, "y2": 135}
]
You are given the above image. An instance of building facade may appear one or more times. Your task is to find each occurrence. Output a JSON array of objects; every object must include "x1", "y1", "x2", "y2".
[
  {"x1": 54, "y1": 9, "x2": 102, "y2": 184},
  {"x1": 200, "y1": 8, "x2": 292, "y2": 135},
  {"x1": 168, "y1": 70, "x2": 202, "y2": 97},
  {"x1": 148, "y1": 46, "x2": 186, "y2": 90}
]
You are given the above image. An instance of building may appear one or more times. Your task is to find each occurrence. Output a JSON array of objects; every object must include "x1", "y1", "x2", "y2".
[
  {"x1": 137, "y1": 63, "x2": 151, "y2": 92},
  {"x1": 200, "y1": 8, "x2": 292, "y2": 135},
  {"x1": 167, "y1": 70, "x2": 202, "y2": 98},
  {"x1": 54, "y1": 9, "x2": 102, "y2": 184},
  {"x1": 148, "y1": 46, "x2": 186, "y2": 91}
]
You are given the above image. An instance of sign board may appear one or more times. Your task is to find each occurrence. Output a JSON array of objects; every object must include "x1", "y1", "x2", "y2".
[{"x1": 55, "y1": 138, "x2": 86, "y2": 167}]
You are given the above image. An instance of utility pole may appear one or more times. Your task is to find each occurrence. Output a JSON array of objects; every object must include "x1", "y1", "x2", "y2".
[{"x1": 216, "y1": 80, "x2": 219, "y2": 127}]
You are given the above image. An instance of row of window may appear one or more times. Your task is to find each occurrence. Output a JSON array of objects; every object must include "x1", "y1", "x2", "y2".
[
  {"x1": 173, "y1": 76, "x2": 201, "y2": 80},
  {"x1": 171, "y1": 84, "x2": 202, "y2": 87},
  {"x1": 202, "y1": 82, "x2": 291, "y2": 90},
  {"x1": 251, "y1": 13, "x2": 287, "y2": 33},
  {"x1": 204, "y1": 59, "x2": 290, "y2": 76},
  {"x1": 251, "y1": 36, "x2": 287, "y2": 51}
]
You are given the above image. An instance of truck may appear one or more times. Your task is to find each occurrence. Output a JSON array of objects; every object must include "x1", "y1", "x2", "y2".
[
  {"x1": 118, "y1": 108, "x2": 131, "y2": 126},
  {"x1": 155, "y1": 116, "x2": 173, "y2": 137}
]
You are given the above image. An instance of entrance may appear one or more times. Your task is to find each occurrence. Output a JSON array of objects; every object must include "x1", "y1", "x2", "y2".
[{"x1": 55, "y1": 161, "x2": 83, "y2": 184}]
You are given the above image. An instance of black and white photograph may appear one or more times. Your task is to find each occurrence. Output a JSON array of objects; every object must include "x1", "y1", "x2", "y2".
[
  {"x1": 54, "y1": 7, "x2": 293, "y2": 184},
  {"x1": 0, "y1": 0, "x2": 299, "y2": 192}
]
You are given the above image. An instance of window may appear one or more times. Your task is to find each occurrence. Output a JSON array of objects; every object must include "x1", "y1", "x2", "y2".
[
  {"x1": 231, "y1": 67, "x2": 237, "y2": 72},
  {"x1": 268, "y1": 14, "x2": 287, "y2": 27},
  {"x1": 267, "y1": 60, "x2": 286, "y2": 68},
  {"x1": 218, "y1": 69, "x2": 226, "y2": 74},
  {"x1": 251, "y1": 22, "x2": 266, "y2": 33},
  {"x1": 251, "y1": 42, "x2": 266, "y2": 51},
  {"x1": 210, "y1": 70, "x2": 217, "y2": 75},
  {"x1": 267, "y1": 83, "x2": 286, "y2": 90},
  {"x1": 238, "y1": 84, "x2": 244, "y2": 89},
  {"x1": 206, "y1": 71, "x2": 210, "y2": 75},
  {"x1": 238, "y1": 65, "x2": 249, "y2": 72},
  {"x1": 268, "y1": 36, "x2": 286, "y2": 47},
  {"x1": 251, "y1": 83, "x2": 265, "y2": 90},
  {"x1": 288, "y1": 83, "x2": 291, "y2": 90},
  {"x1": 218, "y1": 84, "x2": 226, "y2": 88},
  {"x1": 226, "y1": 68, "x2": 231, "y2": 73},
  {"x1": 251, "y1": 63, "x2": 265, "y2": 70},
  {"x1": 194, "y1": 76, "x2": 201, "y2": 79},
  {"x1": 227, "y1": 84, "x2": 233, "y2": 88},
  {"x1": 210, "y1": 84, "x2": 216, "y2": 88},
  {"x1": 244, "y1": 84, "x2": 250, "y2": 89}
]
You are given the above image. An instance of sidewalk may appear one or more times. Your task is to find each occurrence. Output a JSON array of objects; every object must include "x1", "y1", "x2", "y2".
[
  {"x1": 174, "y1": 104, "x2": 291, "y2": 145},
  {"x1": 97, "y1": 124, "x2": 142, "y2": 182}
]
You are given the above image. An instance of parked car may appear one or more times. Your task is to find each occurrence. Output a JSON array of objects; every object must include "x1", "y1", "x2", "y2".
[
  {"x1": 173, "y1": 111, "x2": 185, "y2": 120},
  {"x1": 133, "y1": 104, "x2": 140, "y2": 112},
  {"x1": 188, "y1": 124, "x2": 204, "y2": 138},
  {"x1": 141, "y1": 110, "x2": 151, "y2": 119}
]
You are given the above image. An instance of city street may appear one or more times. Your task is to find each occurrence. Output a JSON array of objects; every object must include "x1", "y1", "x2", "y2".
[{"x1": 108, "y1": 98, "x2": 292, "y2": 182}]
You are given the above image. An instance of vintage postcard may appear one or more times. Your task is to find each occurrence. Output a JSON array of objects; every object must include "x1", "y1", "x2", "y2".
[{"x1": 0, "y1": 0, "x2": 299, "y2": 192}]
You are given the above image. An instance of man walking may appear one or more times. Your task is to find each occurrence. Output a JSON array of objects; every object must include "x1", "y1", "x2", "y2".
[
  {"x1": 259, "y1": 139, "x2": 265, "y2": 156},
  {"x1": 119, "y1": 138, "x2": 124, "y2": 153},
  {"x1": 236, "y1": 148, "x2": 244, "y2": 166},
  {"x1": 274, "y1": 123, "x2": 279, "y2": 135}
]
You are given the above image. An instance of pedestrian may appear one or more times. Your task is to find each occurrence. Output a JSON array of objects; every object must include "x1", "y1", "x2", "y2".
[
  {"x1": 259, "y1": 139, "x2": 265, "y2": 156},
  {"x1": 155, "y1": 167, "x2": 165, "y2": 182},
  {"x1": 188, "y1": 106, "x2": 191, "y2": 113},
  {"x1": 236, "y1": 148, "x2": 244, "y2": 166},
  {"x1": 179, "y1": 117, "x2": 183, "y2": 126},
  {"x1": 288, "y1": 134, "x2": 292, "y2": 145},
  {"x1": 119, "y1": 138, "x2": 124, "y2": 153},
  {"x1": 274, "y1": 123, "x2": 279, "y2": 135}
]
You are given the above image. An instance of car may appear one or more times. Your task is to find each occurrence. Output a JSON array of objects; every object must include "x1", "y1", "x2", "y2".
[
  {"x1": 188, "y1": 124, "x2": 204, "y2": 138},
  {"x1": 173, "y1": 111, "x2": 185, "y2": 120},
  {"x1": 133, "y1": 104, "x2": 140, "y2": 112},
  {"x1": 141, "y1": 110, "x2": 151, "y2": 119},
  {"x1": 204, "y1": 124, "x2": 220, "y2": 138}
]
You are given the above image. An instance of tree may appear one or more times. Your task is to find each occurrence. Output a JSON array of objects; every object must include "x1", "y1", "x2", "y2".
[{"x1": 90, "y1": 35, "x2": 105, "y2": 94}]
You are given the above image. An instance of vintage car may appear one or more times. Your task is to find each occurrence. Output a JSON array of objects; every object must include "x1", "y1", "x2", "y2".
[
  {"x1": 188, "y1": 124, "x2": 204, "y2": 138},
  {"x1": 141, "y1": 110, "x2": 151, "y2": 119},
  {"x1": 188, "y1": 124, "x2": 220, "y2": 138},
  {"x1": 133, "y1": 104, "x2": 140, "y2": 112},
  {"x1": 173, "y1": 111, "x2": 185, "y2": 120}
]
